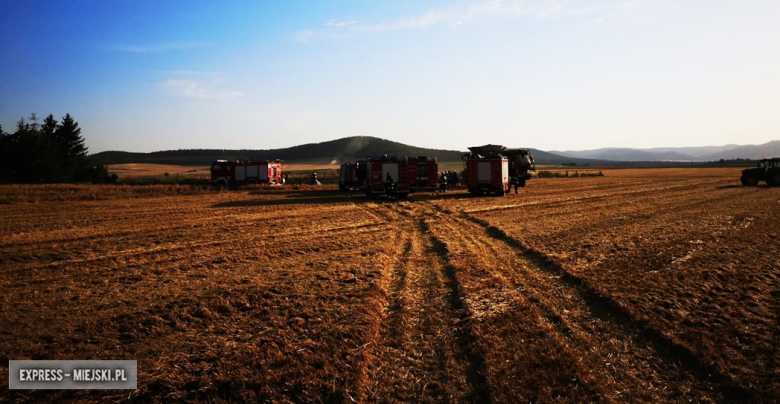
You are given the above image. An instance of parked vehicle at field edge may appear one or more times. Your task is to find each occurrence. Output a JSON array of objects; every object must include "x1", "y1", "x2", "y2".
[
  {"x1": 407, "y1": 156, "x2": 439, "y2": 193},
  {"x1": 338, "y1": 161, "x2": 367, "y2": 191},
  {"x1": 210, "y1": 160, "x2": 282, "y2": 188},
  {"x1": 364, "y1": 155, "x2": 411, "y2": 199},
  {"x1": 740, "y1": 157, "x2": 780, "y2": 186},
  {"x1": 462, "y1": 145, "x2": 535, "y2": 196},
  {"x1": 207, "y1": 146, "x2": 534, "y2": 198}
]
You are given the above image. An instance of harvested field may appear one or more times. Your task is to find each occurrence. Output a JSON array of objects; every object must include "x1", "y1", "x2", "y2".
[
  {"x1": 1, "y1": 167, "x2": 778, "y2": 403},
  {"x1": 107, "y1": 164, "x2": 210, "y2": 178}
]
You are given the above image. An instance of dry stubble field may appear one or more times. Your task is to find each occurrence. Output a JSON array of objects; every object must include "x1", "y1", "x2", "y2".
[{"x1": 1, "y1": 167, "x2": 778, "y2": 403}]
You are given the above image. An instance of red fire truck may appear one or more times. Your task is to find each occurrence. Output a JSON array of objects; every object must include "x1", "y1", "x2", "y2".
[
  {"x1": 365, "y1": 155, "x2": 410, "y2": 199},
  {"x1": 463, "y1": 145, "x2": 510, "y2": 196},
  {"x1": 407, "y1": 156, "x2": 439, "y2": 192},
  {"x1": 338, "y1": 161, "x2": 367, "y2": 191},
  {"x1": 210, "y1": 160, "x2": 282, "y2": 188}
]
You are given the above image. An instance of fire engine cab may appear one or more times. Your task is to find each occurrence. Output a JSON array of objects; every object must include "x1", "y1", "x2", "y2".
[
  {"x1": 365, "y1": 155, "x2": 410, "y2": 199},
  {"x1": 338, "y1": 161, "x2": 367, "y2": 191},
  {"x1": 210, "y1": 160, "x2": 282, "y2": 188},
  {"x1": 463, "y1": 145, "x2": 510, "y2": 196}
]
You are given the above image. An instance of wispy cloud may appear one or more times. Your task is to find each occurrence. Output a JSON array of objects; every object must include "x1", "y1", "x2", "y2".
[
  {"x1": 110, "y1": 42, "x2": 213, "y2": 53},
  {"x1": 155, "y1": 70, "x2": 225, "y2": 77},
  {"x1": 324, "y1": 19, "x2": 357, "y2": 28},
  {"x1": 159, "y1": 79, "x2": 242, "y2": 101},
  {"x1": 295, "y1": 0, "x2": 631, "y2": 41},
  {"x1": 295, "y1": 30, "x2": 316, "y2": 44}
]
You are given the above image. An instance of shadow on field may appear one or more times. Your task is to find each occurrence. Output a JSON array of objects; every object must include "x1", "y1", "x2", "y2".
[
  {"x1": 212, "y1": 193, "x2": 371, "y2": 208},
  {"x1": 716, "y1": 184, "x2": 777, "y2": 190},
  {"x1": 211, "y1": 189, "x2": 478, "y2": 208},
  {"x1": 462, "y1": 214, "x2": 758, "y2": 402}
]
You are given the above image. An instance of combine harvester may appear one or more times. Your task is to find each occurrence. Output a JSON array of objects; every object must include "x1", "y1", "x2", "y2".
[
  {"x1": 462, "y1": 145, "x2": 535, "y2": 196},
  {"x1": 210, "y1": 160, "x2": 283, "y2": 188}
]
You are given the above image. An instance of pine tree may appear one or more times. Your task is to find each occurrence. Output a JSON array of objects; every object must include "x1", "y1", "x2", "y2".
[
  {"x1": 28, "y1": 112, "x2": 40, "y2": 132},
  {"x1": 55, "y1": 113, "x2": 89, "y2": 181},
  {"x1": 55, "y1": 113, "x2": 88, "y2": 159},
  {"x1": 40, "y1": 114, "x2": 58, "y2": 138},
  {"x1": 6, "y1": 115, "x2": 57, "y2": 182}
]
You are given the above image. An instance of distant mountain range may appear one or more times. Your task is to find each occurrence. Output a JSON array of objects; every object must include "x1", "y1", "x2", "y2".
[
  {"x1": 550, "y1": 140, "x2": 780, "y2": 162},
  {"x1": 90, "y1": 136, "x2": 779, "y2": 167}
]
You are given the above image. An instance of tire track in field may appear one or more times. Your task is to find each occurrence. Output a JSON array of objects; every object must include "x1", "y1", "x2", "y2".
[
  {"x1": 470, "y1": 183, "x2": 745, "y2": 260},
  {"x1": 364, "y1": 202, "x2": 490, "y2": 403},
  {"x1": 423, "y1": 203, "x2": 610, "y2": 401},
  {"x1": 433, "y1": 209, "x2": 674, "y2": 399},
  {"x1": 457, "y1": 211, "x2": 756, "y2": 402},
  {"x1": 461, "y1": 179, "x2": 722, "y2": 214}
]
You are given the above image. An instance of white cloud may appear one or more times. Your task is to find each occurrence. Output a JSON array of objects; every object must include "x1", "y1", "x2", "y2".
[
  {"x1": 535, "y1": 0, "x2": 565, "y2": 19},
  {"x1": 159, "y1": 80, "x2": 242, "y2": 101},
  {"x1": 295, "y1": 0, "x2": 633, "y2": 40},
  {"x1": 110, "y1": 42, "x2": 213, "y2": 53},
  {"x1": 295, "y1": 30, "x2": 316, "y2": 44},
  {"x1": 325, "y1": 19, "x2": 357, "y2": 27}
]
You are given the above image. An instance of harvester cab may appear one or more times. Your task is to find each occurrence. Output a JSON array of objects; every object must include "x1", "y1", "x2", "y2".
[
  {"x1": 740, "y1": 157, "x2": 780, "y2": 186},
  {"x1": 503, "y1": 148, "x2": 536, "y2": 188}
]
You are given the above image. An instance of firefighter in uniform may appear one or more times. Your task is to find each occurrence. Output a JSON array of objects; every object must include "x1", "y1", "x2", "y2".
[
  {"x1": 509, "y1": 163, "x2": 520, "y2": 194},
  {"x1": 385, "y1": 173, "x2": 396, "y2": 201},
  {"x1": 439, "y1": 172, "x2": 447, "y2": 193}
]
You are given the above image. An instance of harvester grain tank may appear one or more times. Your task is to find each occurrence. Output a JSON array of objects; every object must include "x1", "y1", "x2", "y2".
[
  {"x1": 740, "y1": 157, "x2": 780, "y2": 186},
  {"x1": 210, "y1": 160, "x2": 282, "y2": 188},
  {"x1": 503, "y1": 148, "x2": 537, "y2": 188}
]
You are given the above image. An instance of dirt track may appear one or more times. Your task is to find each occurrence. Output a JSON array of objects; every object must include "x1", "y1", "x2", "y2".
[{"x1": 1, "y1": 168, "x2": 778, "y2": 403}]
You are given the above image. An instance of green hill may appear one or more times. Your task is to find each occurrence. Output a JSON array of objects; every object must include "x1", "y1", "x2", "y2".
[
  {"x1": 89, "y1": 135, "x2": 617, "y2": 166},
  {"x1": 90, "y1": 136, "x2": 465, "y2": 166}
]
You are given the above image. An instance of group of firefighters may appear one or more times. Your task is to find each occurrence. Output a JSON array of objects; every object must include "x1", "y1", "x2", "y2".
[{"x1": 437, "y1": 170, "x2": 460, "y2": 192}]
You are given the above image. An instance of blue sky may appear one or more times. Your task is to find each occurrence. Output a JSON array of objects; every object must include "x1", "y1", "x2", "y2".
[{"x1": 1, "y1": 0, "x2": 778, "y2": 153}]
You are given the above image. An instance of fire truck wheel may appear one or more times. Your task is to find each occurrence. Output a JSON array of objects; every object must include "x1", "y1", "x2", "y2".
[
  {"x1": 246, "y1": 180, "x2": 257, "y2": 186},
  {"x1": 215, "y1": 180, "x2": 227, "y2": 190}
]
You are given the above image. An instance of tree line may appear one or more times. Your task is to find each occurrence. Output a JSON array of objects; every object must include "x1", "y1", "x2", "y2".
[{"x1": 0, "y1": 113, "x2": 116, "y2": 184}]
